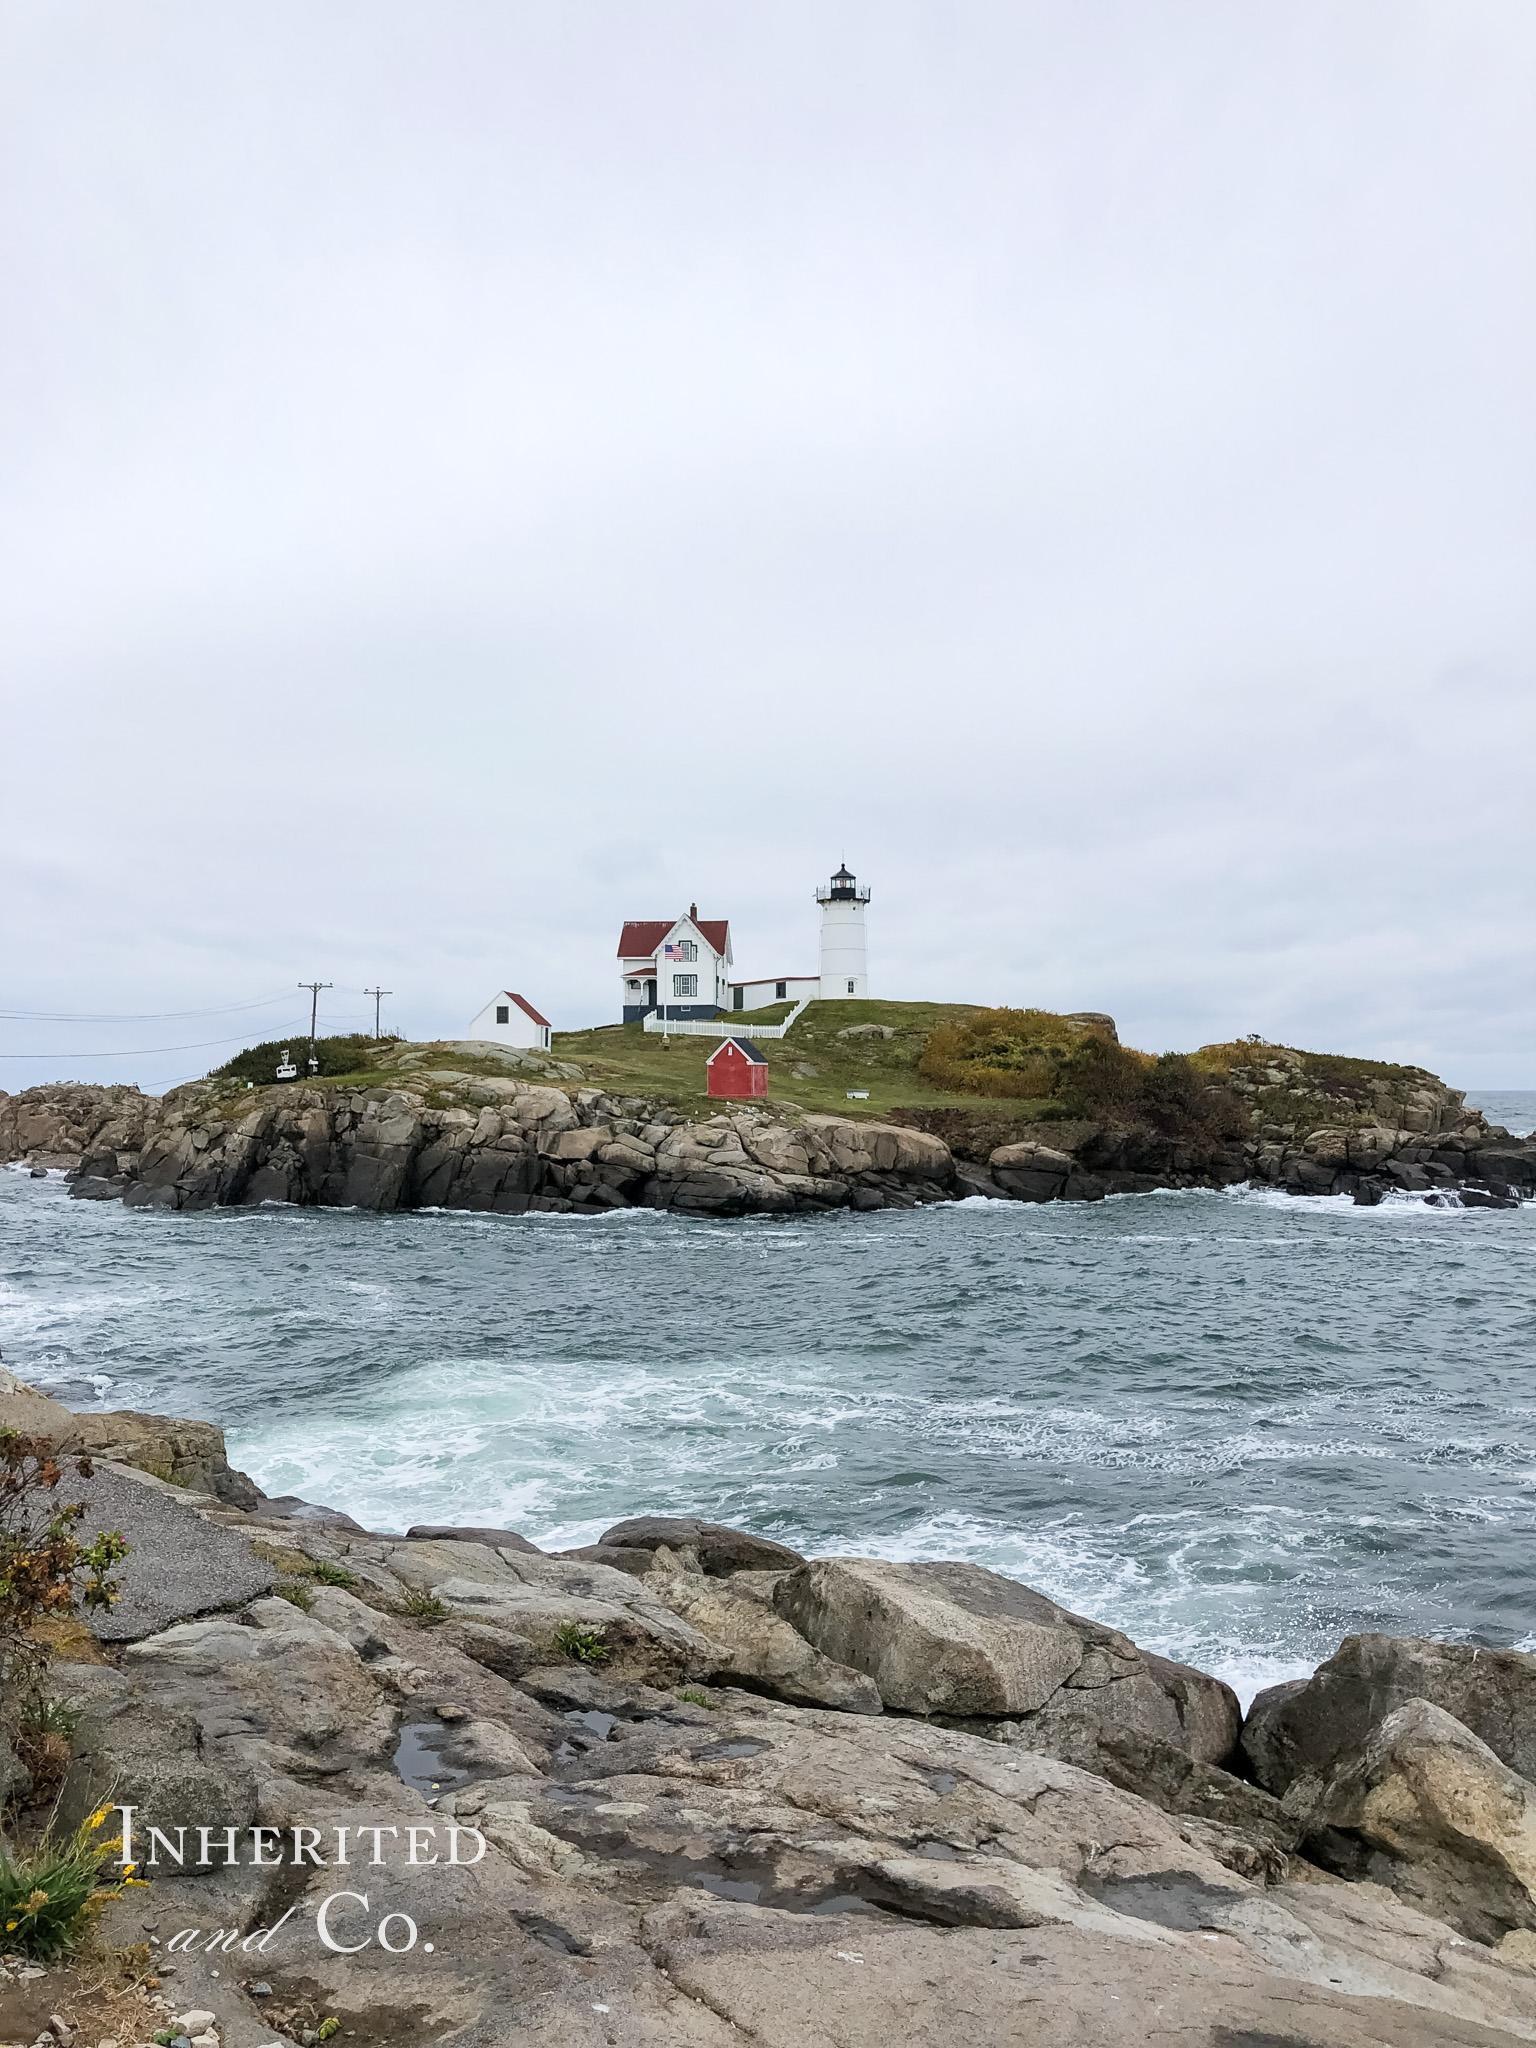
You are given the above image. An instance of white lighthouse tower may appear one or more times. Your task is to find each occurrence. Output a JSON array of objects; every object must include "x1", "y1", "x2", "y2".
[{"x1": 817, "y1": 862, "x2": 870, "y2": 998}]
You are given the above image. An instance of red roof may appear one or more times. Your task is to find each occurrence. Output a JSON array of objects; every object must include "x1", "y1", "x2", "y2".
[
  {"x1": 707, "y1": 1036, "x2": 767, "y2": 1064},
  {"x1": 617, "y1": 917, "x2": 730, "y2": 959},
  {"x1": 504, "y1": 992, "x2": 550, "y2": 1029}
]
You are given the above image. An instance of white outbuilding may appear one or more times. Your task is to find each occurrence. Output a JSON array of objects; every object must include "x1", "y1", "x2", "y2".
[{"x1": 465, "y1": 991, "x2": 552, "y2": 1051}]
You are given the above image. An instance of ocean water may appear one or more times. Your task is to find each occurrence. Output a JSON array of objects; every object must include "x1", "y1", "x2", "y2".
[{"x1": 2, "y1": 1115, "x2": 1534, "y2": 1707}]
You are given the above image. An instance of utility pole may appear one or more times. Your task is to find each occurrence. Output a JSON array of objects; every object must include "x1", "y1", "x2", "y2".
[
  {"x1": 298, "y1": 981, "x2": 332, "y2": 1054},
  {"x1": 364, "y1": 986, "x2": 392, "y2": 1039}
]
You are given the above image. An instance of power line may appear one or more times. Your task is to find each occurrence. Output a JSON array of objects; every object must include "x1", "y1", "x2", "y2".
[
  {"x1": 0, "y1": 989, "x2": 299, "y2": 1024},
  {"x1": 364, "y1": 986, "x2": 393, "y2": 1038},
  {"x1": 0, "y1": 1022, "x2": 310, "y2": 1059}
]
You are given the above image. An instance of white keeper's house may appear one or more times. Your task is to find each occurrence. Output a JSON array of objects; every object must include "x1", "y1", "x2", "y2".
[
  {"x1": 619, "y1": 865, "x2": 870, "y2": 1022},
  {"x1": 466, "y1": 990, "x2": 553, "y2": 1051},
  {"x1": 619, "y1": 906, "x2": 733, "y2": 1023}
]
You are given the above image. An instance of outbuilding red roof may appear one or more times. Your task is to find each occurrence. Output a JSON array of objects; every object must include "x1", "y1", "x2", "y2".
[
  {"x1": 707, "y1": 1037, "x2": 767, "y2": 1065},
  {"x1": 617, "y1": 917, "x2": 730, "y2": 958},
  {"x1": 503, "y1": 992, "x2": 551, "y2": 1028}
]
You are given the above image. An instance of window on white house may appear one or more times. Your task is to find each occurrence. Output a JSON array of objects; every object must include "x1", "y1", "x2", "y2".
[
  {"x1": 775, "y1": 981, "x2": 787, "y2": 999},
  {"x1": 677, "y1": 939, "x2": 697, "y2": 961},
  {"x1": 627, "y1": 980, "x2": 640, "y2": 991},
  {"x1": 847, "y1": 980, "x2": 856, "y2": 994},
  {"x1": 495, "y1": 1005, "x2": 509, "y2": 1024},
  {"x1": 674, "y1": 974, "x2": 697, "y2": 998}
]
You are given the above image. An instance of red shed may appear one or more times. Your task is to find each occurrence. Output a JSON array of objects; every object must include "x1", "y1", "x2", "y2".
[{"x1": 706, "y1": 1036, "x2": 769, "y2": 1100}]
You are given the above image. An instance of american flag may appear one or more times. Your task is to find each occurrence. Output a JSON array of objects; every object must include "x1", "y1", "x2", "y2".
[{"x1": 663, "y1": 942, "x2": 683, "y2": 960}]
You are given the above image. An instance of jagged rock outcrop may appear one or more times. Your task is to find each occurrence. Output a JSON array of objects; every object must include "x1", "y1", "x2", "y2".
[
  {"x1": 34, "y1": 1470, "x2": 1536, "y2": 2045},
  {"x1": 771, "y1": 1558, "x2": 1241, "y2": 1766},
  {"x1": 3, "y1": 1050, "x2": 1530, "y2": 1217},
  {"x1": 1294, "y1": 1697, "x2": 1536, "y2": 1944},
  {"x1": 1243, "y1": 1634, "x2": 1536, "y2": 1794},
  {"x1": 4, "y1": 1361, "x2": 1536, "y2": 2043}
]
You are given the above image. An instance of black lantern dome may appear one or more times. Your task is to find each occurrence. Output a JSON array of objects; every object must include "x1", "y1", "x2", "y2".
[{"x1": 816, "y1": 863, "x2": 870, "y2": 905}]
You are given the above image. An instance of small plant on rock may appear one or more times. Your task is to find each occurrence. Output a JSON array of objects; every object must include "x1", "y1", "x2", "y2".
[
  {"x1": 675, "y1": 1688, "x2": 716, "y2": 1710},
  {"x1": 0, "y1": 1807, "x2": 139, "y2": 1960},
  {"x1": 10, "y1": 1692, "x2": 82, "y2": 1790},
  {"x1": 307, "y1": 1561, "x2": 356, "y2": 1589},
  {"x1": 552, "y1": 1621, "x2": 610, "y2": 1665},
  {"x1": 0, "y1": 1428, "x2": 128, "y2": 1704},
  {"x1": 402, "y1": 1590, "x2": 450, "y2": 1623},
  {"x1": 273, "y1": 1581, "x2": 314, "y2": 1612}
]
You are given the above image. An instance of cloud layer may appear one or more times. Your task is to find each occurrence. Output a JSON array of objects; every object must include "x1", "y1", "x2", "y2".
[{"x1": 4, "y1": 0, "x2": 1532, "y2": 1090}]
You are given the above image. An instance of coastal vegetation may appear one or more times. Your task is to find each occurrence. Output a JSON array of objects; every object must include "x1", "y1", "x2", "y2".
[
  {"x1": 211, "y1": 1033, "x2": 402, "y2": 1087},
  {"x1": 552, "y1": 999, "x2": 1060, "y2": 1120},
  {"x1": 172, "y1": 1006, "x2": 1483, "y2": 1152}
]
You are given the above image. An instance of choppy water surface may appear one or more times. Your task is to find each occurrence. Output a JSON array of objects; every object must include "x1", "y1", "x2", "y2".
[{"x1": 3, "y1": 1123, "x2": 1534, "y2": 1704}]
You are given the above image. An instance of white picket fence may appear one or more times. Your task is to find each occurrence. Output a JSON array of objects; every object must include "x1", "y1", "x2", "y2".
[{"x1": 642, "y1": 997, "x2": 811, "y2": 1041}]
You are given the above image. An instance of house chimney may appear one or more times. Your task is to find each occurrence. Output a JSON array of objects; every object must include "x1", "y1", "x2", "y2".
[{"x1": 689, "y1": 902, "x2": 697, "y2": 920}]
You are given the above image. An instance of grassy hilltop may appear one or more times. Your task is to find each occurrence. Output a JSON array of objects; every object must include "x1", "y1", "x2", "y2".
[
  {"x1": 203, "y1": 1002, "x2": 1461, "y2": 1150},
  {"x1": 552, "y1": 1000, "x2": 1025, "y2": 1118}
]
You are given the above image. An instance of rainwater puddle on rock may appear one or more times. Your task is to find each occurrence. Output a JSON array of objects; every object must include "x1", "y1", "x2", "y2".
[
  {"x1": 394, "y1": 1720, "x2": 471, "y2": 1800},
  {"x1": 917, "y1": 1840, "x2": 959, "y2": 1860},
  {"x1": 1086, "y1": 1875, "x2": 1244, "y2": 1932},
  {"x1": 910, "y1": 1767, "x2": 958, "y2": 1796},
  {"x1": 515, "y1": 1912, "x2": 591, "y2": 1956},
  {"x1": 529, "y1": 1814, "x2": 891, "y2": 1920},
  {"x1": 565, "y1": 1709, "x2": 618, "y2": 1739},
  {"x1": 695, "y1": 1873, "x2": 763, "y2": 1903},
  {"x1": 691, "y1": 1738, "x2": 772, "y2": 1761}
]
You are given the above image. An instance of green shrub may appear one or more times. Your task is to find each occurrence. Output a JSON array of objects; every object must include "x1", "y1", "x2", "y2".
[
  {"x1": 552, "y1": 1621, "x2": 610, "y2": 1665},
  {"x1": 675, "y1": 1688, "x2": 716, "y2": 1710},
  {"x1": 0, "y1": 1807, "x2": 138, "y2": 1960},
  {"x1": 916, "y1": 1011, "x2": 1248, "y2": 1140},
  {"x1": 209, "y1": 1034, "x2": 402, "y2": 1087},
  {"x1": 917, "y1": 1008, "x2": 1112, "y2": 1100},
  {"x1": 402, "y1": 1590, "x2": 450, "y2": 1623},
  {"x1": 272, "y1": 1581, "x2": 313, "y2": 1612}
]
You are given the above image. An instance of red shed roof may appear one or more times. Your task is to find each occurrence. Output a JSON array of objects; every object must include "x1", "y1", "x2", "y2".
[
  {"x1": 617, "y1": 917, "x2": 730, "y2": 958},
  {"x1": 707, "y1": 1036, "x2": 768, "y2": 1065},
  {"x1": 503, "y1": 992, "x2": 550, "y2": 1029}
]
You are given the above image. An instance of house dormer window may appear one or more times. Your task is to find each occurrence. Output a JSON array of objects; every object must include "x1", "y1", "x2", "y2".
[{"x1": 678, "y1": 939, "x2": 697, "y2": 961}]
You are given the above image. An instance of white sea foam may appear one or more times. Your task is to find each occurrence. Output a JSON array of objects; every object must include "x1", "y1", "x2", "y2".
[{"x1": 7, "y1": 1162, "x2": 1533, "y2": 1688}]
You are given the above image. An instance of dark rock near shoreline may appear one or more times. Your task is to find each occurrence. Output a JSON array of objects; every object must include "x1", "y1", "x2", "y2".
[
  {"x1": 1243, "y1": 1633, "x2": 1536, "y2": 1794},
  {"x1": 597, "y1": 1516, "x2": 807, "y2": 1576},
  {"x1": 406, "y1": 1522, "x2": 544, "y2": 1554}
]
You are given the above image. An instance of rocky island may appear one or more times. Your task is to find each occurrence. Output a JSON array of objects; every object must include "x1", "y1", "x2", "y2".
[
  {"x1": 5, "y1": 1373, "x2": 1536, "y2": 2046},
  {"x1": 2, "y1": 1018, "x2": 1531, "y2": 1216}
]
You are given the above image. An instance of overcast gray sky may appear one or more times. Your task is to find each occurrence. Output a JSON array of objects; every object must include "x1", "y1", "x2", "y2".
[{"x1": 3, "y1": 0, "x2": 1532, "y2": 1094}]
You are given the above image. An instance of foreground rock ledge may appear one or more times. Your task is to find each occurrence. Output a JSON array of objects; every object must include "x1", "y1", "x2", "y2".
[{"x1": 6, "y1": 1385, "x2": 1536, "y2": 2041}]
